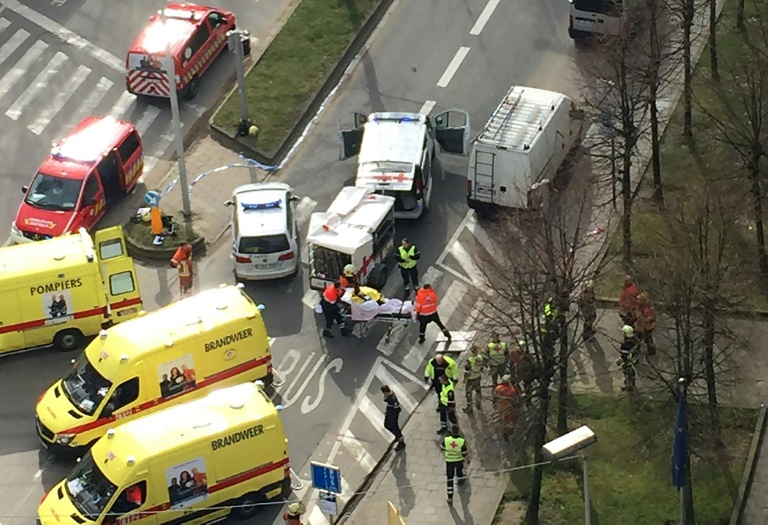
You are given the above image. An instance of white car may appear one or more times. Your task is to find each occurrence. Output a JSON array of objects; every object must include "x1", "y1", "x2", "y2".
[{"x1": 226, "y1": 182, "x2": 300, "y2": 281}]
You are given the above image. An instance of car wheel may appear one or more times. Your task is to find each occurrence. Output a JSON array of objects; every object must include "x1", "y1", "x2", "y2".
[
  {"x1": 182, "y1": 76, "x2": 200, "y2": 101},
  {"x1": 231, "y1": 492, "x2": 263, "y2": 520},
  {"x1": 53, "y1": 329, "x2": 85, "y2": 352}
]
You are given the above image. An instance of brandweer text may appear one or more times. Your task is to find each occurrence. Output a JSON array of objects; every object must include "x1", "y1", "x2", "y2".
[
  {"x1": 204, "y1": 328, "x2": 253, "y2": 352},
  {"x1": 211, "y1": 424, "x2": 264, "y2": 450}
]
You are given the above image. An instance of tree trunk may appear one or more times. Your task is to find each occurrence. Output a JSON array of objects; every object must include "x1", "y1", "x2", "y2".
[
  {"x1": 525, "y1": 381, "x2": 550, "y2": 525},
  {"x1": 750, "y1": 172, "x2": 768, "y2": 282},
  {"x1": 736, "y1": 0, "x2": 746, "y2": 31},
  {"x1": 622, "y1": 149, "x2": 633, "y2": 269},
  {"x1": 702, "y1": 297, "x2": 721, "y2": 437},
  {"x1": 556, "y1": 327, "x2": 569, "y2": 436},
  {"x1": 683, "y1": 0, "x2": 694, "y2": 140},
  {"x1": 649, "y1": 0, "x2": 663, "y2": 206},
  {"x1": 709, "y1": 0, "x2": 719, "y2": 82}
]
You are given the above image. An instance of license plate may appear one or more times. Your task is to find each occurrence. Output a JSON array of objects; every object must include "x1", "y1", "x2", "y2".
[{"x1": 256, "y1": 263, "x2": 277, "y2": 269}]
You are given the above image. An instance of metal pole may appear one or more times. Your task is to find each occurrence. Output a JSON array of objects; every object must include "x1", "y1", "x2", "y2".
[
  {"x1": 583, "y1": 454, "x2": 591, "y2": 525},
  {"x1": 679, "y1": 377, "x2": 686, "y2": 525},
  {"x1": 159, "y1": 10, "x2": 191, "y2": 217},
  {"x1": 228, "y1": 30, "x2": 251, "y2": 135}
]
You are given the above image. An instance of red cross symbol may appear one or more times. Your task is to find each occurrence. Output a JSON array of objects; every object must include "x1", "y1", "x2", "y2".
[
  {"x1": 450, "y1": 440, "x2": 458, "y2": 449},
  {"x1": 372, "y1": 173, "x2": 409, "y2": 183},
  {"x1": 359, "y1": 255, "x2": 374, "y2": 277}
]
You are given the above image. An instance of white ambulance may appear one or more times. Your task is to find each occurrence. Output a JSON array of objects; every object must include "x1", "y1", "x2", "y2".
[{"x1": 338, "y1": 111, "x2": 470, "y2": 219}]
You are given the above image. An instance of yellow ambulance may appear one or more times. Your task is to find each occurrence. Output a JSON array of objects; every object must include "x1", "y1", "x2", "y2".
[
  {"x1": 39, "y1": 382, "x2": 291, "y2": 525},
  {"x1": 0, "y1": 226, "x2": 142, "y2": 355},
  {"x1": 35, "y1": 284, "x2": 273, "y2": 453}
]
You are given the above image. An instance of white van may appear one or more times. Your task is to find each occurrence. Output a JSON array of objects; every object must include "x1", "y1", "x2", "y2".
[
  {"x1": 338, "y1": 111, "x2": 470, "y2": 219},
  {"x1": 467, "y1": 86, "x2": 584, "y2": 212},
  {"x1": 568, "y1": 0, "x2": 627, "y2": 39},
  {"x1": 226, "y1": 183, "x2": 300, "y2": 280}
]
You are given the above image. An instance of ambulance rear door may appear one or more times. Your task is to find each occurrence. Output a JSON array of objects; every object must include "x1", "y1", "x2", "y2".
[{"x1": 94, "y1": 227, "x2": 142, "y2": 323}]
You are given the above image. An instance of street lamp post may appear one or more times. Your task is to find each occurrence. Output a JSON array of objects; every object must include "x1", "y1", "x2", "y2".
[
  {"x1": 159, "y1": 9, "x2": 191, "y2": 217},
  {"x1": 543, "y1": 425, "x2": 598, "y2": 525}
]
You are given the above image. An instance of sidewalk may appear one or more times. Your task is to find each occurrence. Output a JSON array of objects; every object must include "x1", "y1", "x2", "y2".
[{"x1": 341, "y1": 366, "x2": 524, "y2": 525}]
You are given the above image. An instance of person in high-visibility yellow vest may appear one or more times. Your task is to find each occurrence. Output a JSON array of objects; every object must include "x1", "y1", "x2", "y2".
[
  {"x1": 463, "y1": 345, "x2": 485, "y2": 413},
  {"x1": 441, "y1": 425, "x2": 468, "y2": 504},
  {"x1": 437, "y1": 375, "x2": 457, "y2": 434},
  {"x1": 424, "y1": 354, "x2": 459, "y2": 399},
  {"x1": 395, "y1": 238, "x2": 420, "y2": 297},
  {"x1": 487, "y1": 333, "x2": 508, "y2": 385}
]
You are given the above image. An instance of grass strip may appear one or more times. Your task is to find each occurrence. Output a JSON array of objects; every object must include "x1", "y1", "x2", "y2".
[{"x1": 213, "y1": 0, "x2": 380, "y2": 155}]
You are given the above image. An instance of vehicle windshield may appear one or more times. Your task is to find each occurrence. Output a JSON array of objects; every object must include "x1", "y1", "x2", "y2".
[
  {"x1": 61, "y1": 353, "x2": 113, "y2": 416},
  {"x1": 238, "y1": 234, "x2": 290, "y2": 255},
  {"x1": 24, "y1": 172, "x2": 83, "y2": 212},
  {"x1": 573, "y1": 0, "x2": 622, "y2": 14},
  {"x1": 65, "y1": 450, "x2": 118, "y2": 520}
]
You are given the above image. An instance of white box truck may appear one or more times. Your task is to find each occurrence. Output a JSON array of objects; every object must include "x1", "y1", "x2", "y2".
[{"x1": 466, "y1": 86, "x2": 584, "y2": 212}]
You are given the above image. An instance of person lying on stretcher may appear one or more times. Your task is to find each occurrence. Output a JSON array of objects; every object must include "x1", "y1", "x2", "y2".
[{"x1": 341, "y1": 285, "x2": 416, "y2": 322}]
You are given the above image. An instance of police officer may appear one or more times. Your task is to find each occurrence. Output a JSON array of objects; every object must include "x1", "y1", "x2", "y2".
[
  {"x1": 425, "y1": 353, "x2": 459, "y2": 402},
  {"x1": 487, "y1": 334, "x2": 508, "y2": 385},
  {"x1": 463, "y1": 345, "x2": 485, "y2": 413},
  {"x1": 441, "y1": 425, "x2": 468, "y2": 505},
  {"x1": 380, "y1": 385, "x2": 405, "y2": 450},
  {"x1": 396, "y1": 238, "x2": 420, "y2": 297},
  {"x1": 437, "y1": 375, "x2": 457, "y2": 433},
  {"x1": 619, "y1": 325, "x2": 639, "y2": 391}
]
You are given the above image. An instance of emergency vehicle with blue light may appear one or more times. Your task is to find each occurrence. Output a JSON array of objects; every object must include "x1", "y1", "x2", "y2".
[
  {"x1": 338, "y1": 110, "x2": 470, "y2": 219},
  {"x1": 126, "y1": 3, "x2": 236, "y2": 100},
  {"x1": 12, "y1": 116, "x2": 143, "y2": 244}
]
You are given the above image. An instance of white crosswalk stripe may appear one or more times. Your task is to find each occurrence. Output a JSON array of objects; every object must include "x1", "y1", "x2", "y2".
[
  {"x1": 135, "y1": 105, "x2": 162, "y2": 137},
  {"x1": 7, "y1": 50, "x2": 65, "y2": 120},
  {"x1": 0, "y1": 28, "x2": 30, "y2": 65},
  {"x1": 0, "y1": 40, "x2": 48, "y2": 107},
  {"x1": 29, "y1": 64, "x2": 91, "y2": 135},
  {"x1": 55, "y1": 76, "x2": 113, "y2": 136},
  {"x1": 110, "y1": 91, "x2": 137, "y2": 121}
]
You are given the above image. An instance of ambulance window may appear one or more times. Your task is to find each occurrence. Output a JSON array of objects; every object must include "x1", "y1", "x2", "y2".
[
  {"x1": 109, "y1": 481, "x2": 147, "y2": 517},
  {"x1": 117, "y1": 132, "x2": 141, "y2": 162},
  {"x1": 99, "y1": 238, "x2": 125, "y2": 260},
  {"x1": 107, "y1": 377, "x2": 140, "y2": 413},
  {"x1": 110, "y1": 271, "x2": 136, "y2": 295},
  {"x1": 188, "y1": 24, "x2": 211, "y2": 57}
]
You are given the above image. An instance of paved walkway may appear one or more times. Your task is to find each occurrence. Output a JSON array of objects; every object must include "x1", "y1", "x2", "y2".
[{"x1": 341, "y1": 365, "x2": 524, "y2": 525}]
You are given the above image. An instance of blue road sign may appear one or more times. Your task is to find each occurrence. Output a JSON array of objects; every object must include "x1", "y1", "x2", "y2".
[
  {"x1": 144, "y1": 190, "x2": 161, "y2": 207},
  {"x1": 310, "y1": 462, "x2": 341, "y2": 494}
]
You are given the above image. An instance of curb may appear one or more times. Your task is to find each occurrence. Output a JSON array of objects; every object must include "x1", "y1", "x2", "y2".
[
  {"x1": 729, "y1": 404, "x2": 767, "y2": 525},
  {"x1": 125, "y1": 230, "x2": 206, "y2": 262},
  {"x1": 208, "y1": 0, "x2": 395, "y2": 165}
]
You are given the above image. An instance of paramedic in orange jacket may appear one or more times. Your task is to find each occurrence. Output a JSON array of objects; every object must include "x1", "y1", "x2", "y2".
[
  {"x1": 321, "y1": 281, "x2": 351, "y2": 338},
  {"x1": 414, "y1": 283, "x2": 451, "y2": 344},
  {"x1": 170, "y1": 243, "x2": 194, "y2": 297}
]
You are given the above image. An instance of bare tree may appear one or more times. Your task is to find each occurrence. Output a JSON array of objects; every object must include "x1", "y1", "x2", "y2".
[
  {"x1": 736, "y1": 0, "x2": 746, "y2": 31},
  {"x1": 699, "y1": 47, "x2": 768, "y2": 283},
  {"x1": 709, "y1": 0, "x2": 720, "y2": 81},
  {"x1": 467, "y1": 179, "x2": 611, "y2": 523}
]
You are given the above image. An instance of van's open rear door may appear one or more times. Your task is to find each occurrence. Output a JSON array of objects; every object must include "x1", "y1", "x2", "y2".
[{"x1": 94, "y1": 226, "x2": 143, "y2": 322}]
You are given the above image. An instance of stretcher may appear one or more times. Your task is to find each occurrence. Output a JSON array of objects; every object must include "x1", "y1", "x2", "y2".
[{"x1": 340, "y1": 289, "x2": 416, "y2": 342}]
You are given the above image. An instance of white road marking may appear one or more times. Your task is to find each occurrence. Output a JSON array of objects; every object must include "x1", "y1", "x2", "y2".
[
  {"x1": 59, "y1": 76, "x2": 113, "y2": 133},
  {"x1": 466, "y1": 213, "x2": 501, "y2": 260},
  {"x1": 140, "y1": 156, "x2": 160, "y2": 183},
  {"x1": 29, "y1": 64, "x2": 91, "y2": 135},
  {"x1": 449, "y1": 240, "x2": 484, "y2": 285},
  {"x1": 2, "y1": 0, "x2": 125, "y2": 72},
  {"x1": 33, "y1": 469, "x2": 43, "y2": 480},
  {"x1": 341, "y1": 430, "x2": 378, "y2": 472},
  {"x1": 0, "y1": 28, "x2": 30, "y2": 66},
  {"x1": 374, "y1": 364, "x2": 418, "y2": 413},
  {"x1": 437, "y1": 46, "x2": 470, "y2": 88},
  {"x1": 419, "y1": 100, "x2": 436, "y2": 115},
  {"x1": 110, "y1": 91, "x2": 136, "y2": 120},
  {"x1": 268, "y1": 337, "x2": 276, "y2": 346},
  {"x1": 295, "y1": 196, "x2": 318, "y2": 225},
  {"x1": 302, "y1": 288, "x2": 320, "y2": 310},
  {"x1": 0, "y1": 18, "x2": 11, "y2": 34},
  {"x1": 281, "y1": 352, "x2": 315, "y2": 400},
  {"x1": 134, "y1": 105, "x2": 162, "y2": 137},
  {"x1": 300, "y1": 357, "x2": 343, "y2": 414},
  {"x1": 142, "y1": 123, "x2": 175, "y2": 158},
  {"x1": 470, "y1": 0, "x2": 502, "y2": 35},
  {"x1": 436, "y1": 209, "x2": 473, "y2": 266},
  {"x1": 0, "y1": 40, "x2": 49, "y2": 110},
  {"x1": 358, "y1": 394, "x2": 390, "y2": 440},
  {"x1": 7, "y1": 49, "x2": 65, "y2": 120}
]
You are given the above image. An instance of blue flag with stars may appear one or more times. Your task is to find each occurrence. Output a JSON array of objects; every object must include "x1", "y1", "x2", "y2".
[{"x1": 671, "y1": 392, "x2": 688, "y2": 489}]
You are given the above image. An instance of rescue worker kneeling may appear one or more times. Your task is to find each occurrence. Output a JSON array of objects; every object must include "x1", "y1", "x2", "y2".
[{"x1": 321, "y1": 281, "x2": 352, "y2": 338}]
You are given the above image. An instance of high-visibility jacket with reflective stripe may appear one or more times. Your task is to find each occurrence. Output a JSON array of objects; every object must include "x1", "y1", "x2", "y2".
[
  {"x1": 398, "y1": 245, "x2": 418, "y2": 269},
  {"x1": 415, "y1": 288, "x2": 438, "y2": 315},
  {"x1": 440, "y1": 380, "x2": 455, "y2": 406},
  {"x1": 487, "y1": 342, "x2": 507, "y2": 366},
  {"x1": 444, "y1": 436, "x2": 466, "y2": 462}
]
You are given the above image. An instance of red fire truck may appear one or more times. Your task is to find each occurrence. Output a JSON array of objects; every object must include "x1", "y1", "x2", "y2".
[
  {"x1": 126, "y1": 3, "x2": 236, "y2": 100},
  {"x1": 11, "y1": 117, "x2": 144, "y2": 244}
]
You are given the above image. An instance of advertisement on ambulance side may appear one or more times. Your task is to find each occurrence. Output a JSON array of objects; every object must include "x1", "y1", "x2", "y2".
[
  {"x1": 158, "y1": 355, "x2": 197, "y2": 399},
  {"x1": 167, "y1": 457, "x2": 209, "y2": 509}
]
